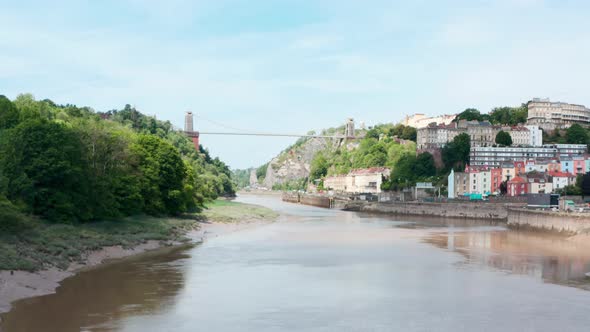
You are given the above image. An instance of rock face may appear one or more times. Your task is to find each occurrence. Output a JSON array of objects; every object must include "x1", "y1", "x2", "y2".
[{"x1": 263, "y1": 138, "x2": 335, "y2": 188}]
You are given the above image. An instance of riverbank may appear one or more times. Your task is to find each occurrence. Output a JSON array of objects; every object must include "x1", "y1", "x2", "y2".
[
  {"x1": 0, "y1": 199, "x2": 279, "y2": 315},
  {"x1": 342, "y1": 200, "x2": 517, "y2": 220}
]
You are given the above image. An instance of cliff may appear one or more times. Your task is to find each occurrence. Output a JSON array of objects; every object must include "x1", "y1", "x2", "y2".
[{"x1": 263, "y1": 137, "x2": 335, "y2": 188}]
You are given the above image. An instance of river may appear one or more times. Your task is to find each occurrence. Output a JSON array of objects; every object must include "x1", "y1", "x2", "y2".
[{"x1": 2, "y1": 194, "x2": 590, "y2": 331}]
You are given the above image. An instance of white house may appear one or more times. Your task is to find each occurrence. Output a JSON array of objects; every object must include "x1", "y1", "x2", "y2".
[{"x1": 324, "y1": 167, "x2": 390, "y2": 194}]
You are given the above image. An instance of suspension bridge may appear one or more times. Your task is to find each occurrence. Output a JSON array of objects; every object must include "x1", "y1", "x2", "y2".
[{"x1": 183, "y1": 112, "x2": 357, "y2": 149}]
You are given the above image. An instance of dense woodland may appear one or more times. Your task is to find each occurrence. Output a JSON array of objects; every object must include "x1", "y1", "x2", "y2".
[{"x1": 0, "y1": 94, "x2": 235, "y2": 232}]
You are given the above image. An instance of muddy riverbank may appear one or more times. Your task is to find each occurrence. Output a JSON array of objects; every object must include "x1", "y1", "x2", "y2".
[{"x1": 0, "y1": 200, "x2": 278, "y2": 316}]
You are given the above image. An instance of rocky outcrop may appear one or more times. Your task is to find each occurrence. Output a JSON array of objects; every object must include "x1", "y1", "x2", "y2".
[{"x1": 263, "y1": 137, "x2": 337, "y2": 188}]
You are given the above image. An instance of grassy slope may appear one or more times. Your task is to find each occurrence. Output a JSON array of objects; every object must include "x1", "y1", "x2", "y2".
[
  {"x1": 203, "y1": 200, "x2": 279, "y2": 223},
  {"x1": 0, "y1": 200, "x2": 277, "y2": 271}
]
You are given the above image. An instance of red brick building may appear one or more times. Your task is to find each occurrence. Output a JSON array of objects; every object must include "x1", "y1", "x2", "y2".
[{"x1": 507, "y1": 176, "x2": 528, "y2": 196}]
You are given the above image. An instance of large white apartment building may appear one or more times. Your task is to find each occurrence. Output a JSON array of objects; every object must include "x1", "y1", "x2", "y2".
[
  {"x1": 527, "y1": 98, "x2": 590, "y2": 130},
  {"x1": 503, "y1": 125, "x2": 542, "y2": 146},
  {"x1": 418, "y1": 121, "x2": 542, "y2": 150},
  {"x1": 470, "y1": 144, "x2": 587, "y2": 167}
]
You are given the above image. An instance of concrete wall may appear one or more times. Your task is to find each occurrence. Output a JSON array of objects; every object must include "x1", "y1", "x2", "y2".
[
  {"x1": 299, "y1": 195, "x2": 331, "y2": 208},
  {"x1": 346, "y1": 201, "x2": 511, "y2": 220},
  {"x1": 507, "y1": 208, "x2": 590, "y2": 234},
  {"x1": 282, "y1": 192, "x2": 299, "y2": 203},
  {"x1": 282, "y1": 192, "x2": 333, "y2": 208}
]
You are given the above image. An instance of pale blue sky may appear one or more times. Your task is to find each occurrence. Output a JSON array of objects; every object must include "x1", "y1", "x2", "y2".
[{"x1": 1, "y1": 0, "x2": 590, "y2": 168}]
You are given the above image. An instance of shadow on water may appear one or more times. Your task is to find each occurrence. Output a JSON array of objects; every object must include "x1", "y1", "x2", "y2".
[
  {"x1": 423, "y1": 229, "x2": 590, "y2": 290},
  {"x1": 0, "y1": 244, "x2": 195, "y2": 332}
]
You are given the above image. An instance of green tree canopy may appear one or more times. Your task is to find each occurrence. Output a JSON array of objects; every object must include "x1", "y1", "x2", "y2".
[
  {"x1": 454, "y1": 108, "x2": 487, "y2": 122},
  {"x1": 390, "y1": 153, "x2": 417, "y2": 186},
  {"x1": 132, "y1": 135, "x2": 187, "y2": 215},
  {"x1": 310, "y1": 152, "x2": 329, "y2": 180},
  {"x1": 489, "y1": 105, "x2": 528, "y2": 125},
  {"x1": 0, "y1": 119, "x2": 89, "y2": 222},
  {"x1": 442, "y1": 133, "x2": 471, "y2": 171},
  {"x1": 0, "y1": 95, "x2": 20, "y2": 129},
  {"x1": 565, "y1": 124, "x2": 588, "y2": 144},
  {"x1": 415, "y1": 152, "x2": 436, "y2": 178},
  {"x1": 495, "y1": 130, "x2": 513, "y2": 146}
]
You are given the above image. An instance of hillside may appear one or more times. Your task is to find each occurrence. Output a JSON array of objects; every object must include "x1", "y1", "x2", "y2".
[
  {"x1": 0, "y1": 93, "x2": 235, "y2": 227},
  {"x1": 248, "y1": 123, "x2": 417, "y2": 190}
]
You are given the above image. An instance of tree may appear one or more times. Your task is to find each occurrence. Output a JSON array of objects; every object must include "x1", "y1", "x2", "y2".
[
  {"x1": 442, "y1": 133, "x2": 471, "y2": 171},
  {"x1": 390, "y1": 153, "x2": 417, "y2": 186},
  {"x1": 454, "y1": 108, "x2": 486, "y2": 122},
  {"x1": 401, "y1": 126, "x2": 417, "y2": 141},
  {"x1": 310, "y1": 152, "x2": 329, "y2": 180},
  {"x1": 362, "y1": 144, "x2": 388, "y2": 167},
  {"x1": 495, "y1": 130, "x2": 513, "y2": 146},
  {"x1": 415, "y1": 152, "x2": 436, "y2": 177},
  {"x1": 565, "y1": 124, "x2": 588, "y2": 144},
  {"x1": 256, "y1": 163, "x2": 268, "y2": 181},
  {"x1": 132, "y1": 135, "x2": 187, "y2": 215},
  {"x1": 499, "y1": 181, "x2": 508, "y2": 195},
  {"x1": 0, "y1": 95, "x2": 20, "y2": 129},
  {"x1": 0, "y1": 119, "x2": 89, "y2": 222},
  {"x1": 489, "y1": 105, "x2": 528, "y2": 125}
]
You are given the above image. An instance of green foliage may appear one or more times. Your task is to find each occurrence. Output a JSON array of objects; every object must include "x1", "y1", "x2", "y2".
[
  {"x1": 0, "y1": 119, "x2": 89, "y2": 222},
  {"x1": 132, "y1": 135, "x2": 187, "y2": 215},
  {"x1": 454, "y1": 108, "x2": 487, "y2": 122},
  {"x1": 390, "y1": 153, "x2": 418, "y2": 185},
  {"x1": 388, "y1": 124, "x2": 417, "y2": 142},
  {"x1": 495, "y1": 130, "x2": 513, "y2": 146},
  {"x1": 381, "y1": 151, "x2": 438, "y2": 191},
  {"x1": 203, "y1": 199, "x2": 279, "y2": 223},
  {"x1": 231, "y1": 168, "x2": 252, "y2": 189},
  {"x1": 310, "y1": 152, "x2": 329, "y2": 180},
  {"x1": 488, "y1": 105, "x2": 528, "y2": 125},
  {"x1": 565, "y1": 124, "x2": 588, "y2": 144},
  {"x1": 256, "y1": 163, "x2": 268, "y2": 181},
  {"x1": 415, "y1": 152, "x2": 436, "y2": 177},
  {"x1": 442, "y1": 133, "x2": 470, "y2": 171},
  {"x1": 0, "y1": 195, "x2": 32, "y2": 233},
  {"x1": 0, "y1": 94, "x2": 235, "y2": 226},
  {"x1": 0, "y1": 95, "x2": 20, "y2": 129}
]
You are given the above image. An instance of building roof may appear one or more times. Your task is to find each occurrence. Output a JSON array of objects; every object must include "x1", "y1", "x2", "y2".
[
  {"x1": 508, "y1": 176, "x2": 526, "y2": 184},
  {"x1": 349, "y1": 167, "x2": 391, "y2": 176},
  {"x1": 548, "y1": 171, "x2": 575, "y2": 178}
]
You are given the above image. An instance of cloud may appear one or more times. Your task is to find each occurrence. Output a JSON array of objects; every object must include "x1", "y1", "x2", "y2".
[{"x1": 1, "y1": 1, "x2": 590, "y2": 168}]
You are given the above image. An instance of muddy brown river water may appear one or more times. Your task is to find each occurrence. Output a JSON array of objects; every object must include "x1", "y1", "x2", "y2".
[{"x1": 2, "y1": 194, "x2": 590, "y2": 331}]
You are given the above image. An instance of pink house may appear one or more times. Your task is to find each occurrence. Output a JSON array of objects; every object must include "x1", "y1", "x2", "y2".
[{"x1": 573, "y1": 157, "x2": 586, "y2": 176}]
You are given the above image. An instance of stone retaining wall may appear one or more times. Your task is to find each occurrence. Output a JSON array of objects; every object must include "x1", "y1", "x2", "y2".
[
  {"x1": 507, "y1": 208, "x2": 590, "y2": 234},
  {"x1": 346, "y1": 201, "x2": 514, "y2": 220}
]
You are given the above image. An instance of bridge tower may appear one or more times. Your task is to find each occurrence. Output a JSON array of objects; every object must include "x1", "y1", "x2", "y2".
[
  {"x1": 345, "y1": 118, "x2": 355, "y2": 138},
  {"x1": 184, "y1": 112, "x2": 200, "y2": 150}
]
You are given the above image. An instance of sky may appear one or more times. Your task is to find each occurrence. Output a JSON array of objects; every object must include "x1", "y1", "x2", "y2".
[{"x1": 1, "y1": 0, "x2": 590, "y2": 169}]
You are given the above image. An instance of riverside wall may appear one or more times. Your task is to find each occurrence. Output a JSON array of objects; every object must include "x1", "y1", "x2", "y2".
[
  {"x1": 281, "y1": 192, "x2": 333, "y2": 208},
  {"x1": 507, "y1": 208, "x2": 590, "y2": 234},
  {"x1": 344, "y1": 201, "x2": 515, "y2": 220}
]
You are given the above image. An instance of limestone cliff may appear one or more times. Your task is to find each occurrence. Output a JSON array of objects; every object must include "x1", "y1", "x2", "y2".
[{"x1": 262, "y1": 137, "x2": 336, "y2": 188}]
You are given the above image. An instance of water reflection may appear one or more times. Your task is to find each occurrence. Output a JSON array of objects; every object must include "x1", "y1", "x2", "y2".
[
  {"x1": 424, "y1": 230, "x2": 590, "y2": 289},
  {"x1": 3, "y1": 195, "x2": 590, "y2": 332},
  {"x1": 0, "y1": 245, "x2": 192, "y2": 332}
]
